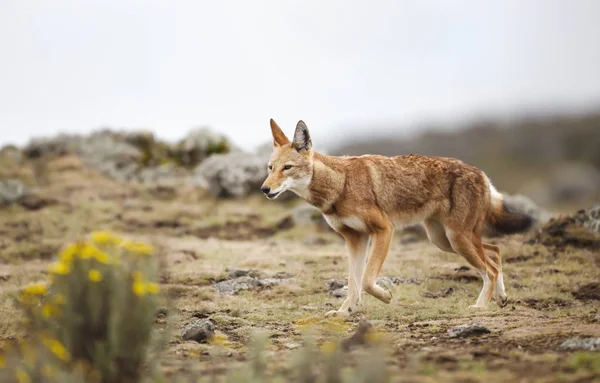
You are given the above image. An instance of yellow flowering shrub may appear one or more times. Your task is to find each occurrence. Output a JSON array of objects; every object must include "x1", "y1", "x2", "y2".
[{"x1": 0, "y1": 231, "x2": 163, "y2": 383}]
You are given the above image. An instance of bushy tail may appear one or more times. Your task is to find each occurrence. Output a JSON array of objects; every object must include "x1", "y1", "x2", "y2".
[{"x1": 486, "y1": 181, "x2": 534, "y2": 235}]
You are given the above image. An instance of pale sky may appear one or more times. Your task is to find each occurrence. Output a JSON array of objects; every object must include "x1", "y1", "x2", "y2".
[{"x1": 1, "y1": 0, "x2": 599, "y2": 151}]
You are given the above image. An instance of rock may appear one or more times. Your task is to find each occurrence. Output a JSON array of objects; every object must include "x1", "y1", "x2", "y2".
[
  {"x1": 192, "y1": 152, "x2": 267, "y2": 198},
  {"x1": 376, "y1": 277, "x2": 394, "y2": 291},
  {"x1": 177, "y1": 127, "x2": 231, "y2": 168},
  {"x1": 284, "y1": 342, "x2": 302, "y2": 350},
  {"x1": 182, "y1": 318, "x2": 215, "y2": 343},
  {"x1": 331, "y1": 286, "x2": 348, "y2": 298},
  {"x1": 0, "y1": 179, "x2": 26, "y2": 206},
  {"x1": 447, "y1": 323, "x2": 491, "y2": 338},
  {"x1": 214, "y1": 276, "x2": 261, "y2": 295},
  {"x1": 392, "y1": 277, "x2": 421, "y2": 285},
  {"x1": 326, "y1": 279, "x2": 347, "y2": 291},
  {"x1": 576, "y1": 204, "x2": 600, "y2": 234},
  {"x1": 156, "y1": 307, "x2": 169, "y2": 318},
  {"x1": 560, "y1": 338, "x2": 600, "y2": 351},
  {"x1": 214, "y1": 273, "x2": 289, "y2": 295}
]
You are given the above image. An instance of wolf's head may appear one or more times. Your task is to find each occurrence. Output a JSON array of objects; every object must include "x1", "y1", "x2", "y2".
[{"x1": 260, "y1": 119, "x2": 314, "y2": 200}]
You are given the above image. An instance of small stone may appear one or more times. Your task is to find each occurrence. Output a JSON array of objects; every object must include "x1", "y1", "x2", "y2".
[
  {"x1": 326, "y1": 278, "x2": 347, "y2": 291},
  {"x1": 285, "y1": 342, "x2": 302, "y2": 350},
  {"x1": 214, "y1": 276, "x2": 260, "y2": 295},
  {"x1": 182, "y1": 319, "x2": 215, "y2": 343},
  {"x1": 560, "y1": 338, "x2": 600, "y2": 351},
  {"x1": 331, "y1": 286, "x2": 348, "y2": 298},
  {"x1": 156, "y1": 307, "x2": 169, "y2": 318},
  {"x1": 447, "y1": 323, "x2": 491, "y2": 338},
  {"x1": 376, "y1": 277, "x2": 393, "y2": 291},
  {"x1": 272, "y1": 271, "x2": 294, "y2": 279}
]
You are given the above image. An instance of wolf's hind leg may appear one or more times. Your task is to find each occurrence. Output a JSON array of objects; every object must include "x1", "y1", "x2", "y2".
[
  {"x1": 483, "y1": 243, "x2": 507, "y2": 308},
  {"x1": 446, "y1": 229, "x2": 498, "y2": 308}
]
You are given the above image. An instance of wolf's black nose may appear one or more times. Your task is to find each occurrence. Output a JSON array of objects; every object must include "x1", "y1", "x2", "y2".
[{"x1": 261, "y1": 186, "x2": 271, "y2": 194}]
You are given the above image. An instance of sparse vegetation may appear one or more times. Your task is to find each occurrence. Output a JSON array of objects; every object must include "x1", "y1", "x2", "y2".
[{"x1": 1, "y1": 121, "x2": 599, "y2": 382}]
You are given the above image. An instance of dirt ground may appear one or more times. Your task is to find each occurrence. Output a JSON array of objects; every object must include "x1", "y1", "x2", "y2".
[{"x1": 1, "y1": 163, "x2": 599, "y2": 382}]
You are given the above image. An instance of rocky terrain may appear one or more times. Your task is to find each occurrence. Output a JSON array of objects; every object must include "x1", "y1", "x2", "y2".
[{"x1": 0, "y1": 125, "x2": 599, "y2": 382}]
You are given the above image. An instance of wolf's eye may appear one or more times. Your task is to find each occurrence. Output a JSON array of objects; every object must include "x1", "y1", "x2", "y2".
[
  {"x1": 283, "y1": 165, "x2": 292, "y2": 170},
  {"x1": 268, "y1": 165, "x2": 273, "y2": 171}
]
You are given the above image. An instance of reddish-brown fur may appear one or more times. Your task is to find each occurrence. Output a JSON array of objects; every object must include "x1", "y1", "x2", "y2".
[{"x1": 262, "y1": 119, "x2": 533, "y2": 317}]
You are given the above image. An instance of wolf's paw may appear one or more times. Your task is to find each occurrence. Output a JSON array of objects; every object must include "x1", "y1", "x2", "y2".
[
  {"x1": 324, "y1": 309, "x2": 351, "y2": 318},
  {"x1": 494, "y1": 294, "x2": 508, "y2": 308},
  {"x1": 380, "y1": 289, "x2": 393, "y2": 304},
  {"x1": 468, "y1": 304, "x2": 486, "y2": 309}
]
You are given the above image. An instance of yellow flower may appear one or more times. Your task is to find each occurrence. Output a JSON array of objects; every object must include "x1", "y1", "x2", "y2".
[
  {"x1": 48, "y1": 262, "x2": 71, "y2": 275},
  {"x1": 15, "y1": 368, "x2": 31, "y2": 383},
  {"x1": 146, "y1": 282, "x2": 160, "y2": 294},
  {"x1": 80, "y1": 243, "x2": 100, "y2": 259},
  {"x1": 122, "y1": 241, "x2": 154, "y2": 255},
  {"x1": 88, "y1": 269, "x2": 103, "y2": 283},
  {"x1": 41, "y1": 304, "x2": 61, "y2": 318},
  {"x1": 59, "y1": 243, "x2": 80, "y2": 264},
  {"x1": 42, "y1": 337, "x2": 71, "y2": 362},
  {"x1": 93, "y1": 251, "x2": 112, "y2": 264},
  {"x1": 90, "y1": 231, "x2": 123, "y2": 246},
  {"x1": 132, "y1": 280, "x2": 147, "y2": 296},
  {"x1": 22, "y1": 283, "x2": 47, "y2": 296}
]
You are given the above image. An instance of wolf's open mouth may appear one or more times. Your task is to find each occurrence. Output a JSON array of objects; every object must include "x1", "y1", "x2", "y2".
[{"x1": 266, "y1": 192, "x2": 280, "y2": 200}]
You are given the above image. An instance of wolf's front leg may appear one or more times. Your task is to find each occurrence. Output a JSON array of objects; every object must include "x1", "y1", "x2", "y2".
[{"x1": 325, "y1": 232, "x2": 369, "y2": 318}]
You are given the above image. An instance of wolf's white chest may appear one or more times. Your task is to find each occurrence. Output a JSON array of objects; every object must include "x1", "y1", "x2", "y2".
[{"x1": 323, "y1": 214, "x2": 367, "y2": 232}]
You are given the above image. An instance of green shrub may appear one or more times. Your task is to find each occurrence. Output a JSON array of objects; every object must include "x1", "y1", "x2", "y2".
[{"x1": 0, "y1": 232, "x2": 162, "y2": 383}]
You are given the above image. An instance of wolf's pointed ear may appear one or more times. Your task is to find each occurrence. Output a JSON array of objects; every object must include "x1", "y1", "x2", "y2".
[
  {"x1": 293, "y1": 120, "x2": 312, "y2": 153},
  {"x1": 270, "y1": 119, "x2": 290, "y2": 147}
]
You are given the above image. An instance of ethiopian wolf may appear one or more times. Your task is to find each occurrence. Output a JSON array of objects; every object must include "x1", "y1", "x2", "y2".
[{"x1": 261, "y1": 119, "x2": 533, "y2": 317}]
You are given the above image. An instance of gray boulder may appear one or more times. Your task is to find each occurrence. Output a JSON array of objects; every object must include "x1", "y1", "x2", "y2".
[
  {"x1": 0, "y1": 179, "x2": 26, "y2": 206},
  {"x1": 193, "y1": 152, "x2": 267, "y2": 198},
  {"x1": 178, "y1": 127, "x2": 231, "y2": 167},
  {"x1": 182, "y1": 318, "x2": 215, "y2": 343},
  {"x1": 560, "y1": 337, "x2": 600, "y2": 351},
  {"x1": 576, "y1": 204, "x2": 600, "y2": 234}
]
